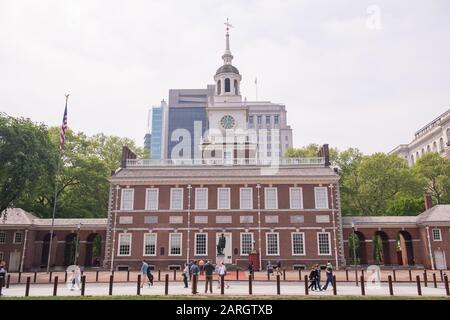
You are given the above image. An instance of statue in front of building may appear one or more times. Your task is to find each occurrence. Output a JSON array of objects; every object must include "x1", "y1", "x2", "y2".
[{"x1": 217, "y1": 233, "x2": 226, "y2": 255}]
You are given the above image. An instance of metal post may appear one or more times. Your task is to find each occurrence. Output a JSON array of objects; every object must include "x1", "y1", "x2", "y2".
[
  {"x1": 329, "y1": 184, "x2": 339, "y2": 269},
  {"x1": 18, "y1": 272, "x2": 22, "y2": 283},
  {"x1": 298, "y1": 269, "x2": 301, "y2": 281},
  {"x1": 109, "y1": 274, "x2": 113, "y2": 295},
  {"x1": 388, "y1": 275, "x2": 393, "y2": 296},
  {"x1": 20, "y1": 229, "x2": 29, "y2": 273},
  {"x1": 304, "y1": 275, "x2": 309, "y2": 295},
  {"x1": 137, "y1": 274, "x2": 141, "y2": 295},
  {"x1": 110, "y1": 185, "x2": 120, "y2": 272},
  {"x1": 33, "y1": 272, "x2": 37, "y2": 283},
  {"x1": 416, "y1": 275, "x2": 422, "y2": 296},
  {"x1": 6, "y1": 274, "x2": 11, "y2": 288},
  {"x1": 433, "y1": 273, "x2": 437, "y2": 288},
  {"x1": 393, "y1": 269, "x2": 396, "y2": 282},
  {"x1": 346, "y1": 269, "x2": 349, "y2": 281},
  {"x1": 221, "y1": 275, "x2": 225, "y2": 295},
  {"x1": 53, "y1": 276, "x2": 58, "y2": 296},
  {"x1": 440, "y1": 270, "x2": 444, "y2": 282},
  {"x1": 64, "y1": 271, "x2": 68, "y2": 283},
  {"x1": 186, "y1": 185, "x2": 192, "y2": 264},
  {"x1": 444, "y1": 275, "x2": 449, "y2": 296},
  {"x1": 355, "y1": 269, "x2": 358, "y2": 286},
  {"x1": 236, "y1": 268, "x2": 239, "y2": 281},
  {"x1": 49, "y1": 271, "x2": 52, "y2": 283},
  {"x1": 360, "y1": 275, "x2": 365, "y2": 296},
  {"x1": 248, "y1": 275, "x2": 252, "y2": 295},
  {"x1": 165, "y1": 274, "x2": 169, "y2": 295},
  {"x1": 333, "y1": 275, "x2": 337, "y2": 295},
  {"x1": 174, "y1": 269, "x2": 177, "y2": 281},
  {"x1": 25, "y1": 276, "x2": 31, "y2": 296},
  {"x1": 127, "y1": 270, "x2": 130, "y2": 282},
  {"x1": 158, "y1": 269, "x2": 161, "y2": 282},
  {"x1": 423, "y1": 272, "x2": 428, "y2": 287},
  {"x1": 276, "y1": 275, "x2": 280, "y2": 295},
  {"x1": 283, "y1": 269, "x2": 286, "y2": 281},
  {"x1": 81, "y1": 275, "x2": 86, "y2": 296},
  {"x1": 96, "y1": 270, "x2": 99, "y2": 282},
  {"x1": 257, "y1": 184, "x2": 262, "y2": 270},
  {"x1": 409, "y1": 269, "x2": 412, "y2": 281}
]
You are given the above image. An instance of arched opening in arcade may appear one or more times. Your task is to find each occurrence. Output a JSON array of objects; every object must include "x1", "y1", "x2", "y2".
[
  {"x1": 64, "y1": 233, "x2": 79, "y2": 266},
  {"x1": 40, "y1": 233, "x2": 57, "y2": 267},
  {"x1": 348, "y1": 231, "x2": 367, "y2": 265},
  {"x1": 396, "y1": 231, "x2": 414, "y2": 266},
  {"x1": 84, "y1": 233, "x2": 102, "y2": 267},
  {"x1": 373, "y1": 231, "x2": 391, "y2": 265}
]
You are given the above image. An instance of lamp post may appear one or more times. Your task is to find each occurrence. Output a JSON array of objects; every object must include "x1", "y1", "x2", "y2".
[
  {"x1": 110, "y1": 185, "x2": 120, "y2": 272},
  {"x1": 351, "y1": 222, "x2": 357, "y2": 267},
  {"x1": 75, "y1": 222, "x2": 81, "y2": 265},
  {"x1": 187, "y1": 184, "x2": 192, "y2": 264},
  {"x1": 256, "y1": 184, "x2": 262, "y2": 271},
  {"x1": 425, "y1": 226, "x2": 435, "y2": 270},
  {"x1": 329, "y1": 184, "x2": 339, "y2": 270}
]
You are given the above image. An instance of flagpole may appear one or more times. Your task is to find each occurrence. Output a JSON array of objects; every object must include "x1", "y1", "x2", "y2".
[{"x1": 46, "y1": 94, "x2": 69, "y2": 273}]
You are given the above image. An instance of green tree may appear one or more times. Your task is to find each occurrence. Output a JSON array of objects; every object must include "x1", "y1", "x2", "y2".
[
  {"x1": 0, "y1": 113, "x2": 56, "y2": 216},
  {"x1": 413, "y1": 153, "x2": 450, "y2": 204},
  {"x1": 285, "y1": 144, "x2": 339, "y2": 162}
]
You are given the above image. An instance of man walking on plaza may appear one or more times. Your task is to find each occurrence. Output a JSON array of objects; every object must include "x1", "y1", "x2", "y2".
[
  {"x1": 204, "y1": 260, "x2": 215, "y2": 293},
  {"x1": 140, "y1": 260, "x2": 149, "y2": 288},
  {"x1": 0, "y1": 264, "x2": 7, "y2": 296},
  {"x1": 182, "y1": 263, "x2": 189, "y2": 288},
  {"x1": 322, "y1": 261, "x2": 334, "y2": 291},
  {"x1": 190, "y1": 260, "x2": 200, "y2": 294}
]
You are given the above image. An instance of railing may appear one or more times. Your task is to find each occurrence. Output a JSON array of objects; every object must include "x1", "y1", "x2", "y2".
[{"x1": 126, "y1": 157, "x2": 325, "y2": 167}]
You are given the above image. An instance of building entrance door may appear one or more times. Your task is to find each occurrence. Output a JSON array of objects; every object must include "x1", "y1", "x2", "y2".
[
  {"x1": 9, "y1": 250, "x2": 21, "y2": 272},
  {"x1": 216, "y1": 233, "x2": 232, "y2": 264},
  {"x1": 434, "y1": 250, "x2": 447, "y2": 270}
]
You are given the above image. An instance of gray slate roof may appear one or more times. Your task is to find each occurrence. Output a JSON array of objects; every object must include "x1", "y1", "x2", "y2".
[
  {"x1": 216, "y1": 64, "x2": 240, "y2": 75},
  {"x1": 416, "y1": 205, "x2": 450, "y2": 224}
]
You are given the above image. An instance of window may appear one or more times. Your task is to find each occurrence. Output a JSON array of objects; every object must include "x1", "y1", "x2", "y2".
[
  {"x1": 13, "y1": 232, "x2": 23, "y2": 244},
  {"x1": 249, "y1": 115, "x2": 254, "y2": 124},
  {"x1": 0, "y1": 232, "x2": 5, "y2": 244},
  {"x1": 234, "y1": 79, "x2": 239, "y2": 95},
  {"x1": 217, "y1": 80, "x2": 221, "y2": 94},
  {"x1": 264, "y1": 187, "x2": 278, "y2": 209},
  {"x1": 274, "y1": 115, "x2": 279, "y2": 125},
  {"x1": 170, "y1": 188, "x2": 183, "y2": 210},
  {"x1": 257, "y1": 115, "x2": 262, "y2": 125},
  {"x1": 432, "y1": 228, "x2": 442, "y2": 241},
  {"x1": 240, "y1": 233, "x2": 253, "y2": 255},
  {"x1": 145, "y1": 189, "x2": 158, "y2": 210},
  {"x1": 225, "y1": 78, "x2": 231, "y2": 92},
  {"x1": 121, "y1": 189, "x2": 134, "y2": 210},
  {"x1": 266, "y1": 233, "x2": 279, "y2": 256},
  {"x1": 169, "y1": 233, "x2": 182, "y2": 256},
  {"x1": 265, "y1": 115, "x2": 271, "y2": 125},
  {"x1": 290, "y1": 187, "x2": 303, "y2": 209},
  {"x1": 143, "y1": 233, "x2": 157, "y2": 256},
  {"x1": 218, "y1": 188, "x2": 230, "y2": 209},
  {"x1": 118, "y1": 234, "x2": 131, "y2": 256},
  {"x1": 314, "y1": 187, "x2": 329, "y2": 209},
  {"x1": 292, "y1": 232, "x2": 305, "y2": 255},
  {"x1": 317, "y1": 232, "x2": 331, "y2": 255},
  {"x1": 195, "y1": 188, "x2": 208, "y2": 210},
  {"x1": 195, "y1": 233, "x2": 208, "y2": 256},
  {"x1": 240, "y1": 188, "x2": 253, "y2": 209}
]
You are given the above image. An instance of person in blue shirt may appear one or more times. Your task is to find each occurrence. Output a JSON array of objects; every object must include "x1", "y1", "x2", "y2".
[{"x1": 140, "y1": 260, "x2": 149, "y2": 288}]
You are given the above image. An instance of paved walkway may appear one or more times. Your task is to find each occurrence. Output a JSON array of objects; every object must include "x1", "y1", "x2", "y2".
[{"x1": 2, "y1": 281, "x2": 449, "y2": 298}]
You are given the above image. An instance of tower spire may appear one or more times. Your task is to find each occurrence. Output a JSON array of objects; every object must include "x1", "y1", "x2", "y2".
[{"x1": 222, "y1": 18, "x2": 234, "y2": 65}]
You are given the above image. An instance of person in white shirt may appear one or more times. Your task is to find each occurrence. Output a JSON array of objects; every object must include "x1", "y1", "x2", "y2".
[{"x1": 217, "y1": 262, "x2": 229, "y2": 289}]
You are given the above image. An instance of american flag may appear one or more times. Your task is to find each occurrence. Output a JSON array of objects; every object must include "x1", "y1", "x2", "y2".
[{"x1": 60, "y1": 95, "x2": 69, "y2": 149}]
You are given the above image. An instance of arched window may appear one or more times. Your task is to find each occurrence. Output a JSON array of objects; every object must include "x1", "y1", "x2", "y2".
[
  {"x1": 217, "y1": 80, "x2": 221, "y2": 95},
  {"x1": 416, "y1": 151, "x2": 419, "y2": 159},
  {"x1": 234, "y1": 79, "x2": 238, "y2": 95},
  {"x1": 421, "y1": 148, "x2": 425, "y2": 155},
  {"x1": 225, "y1": 78, "x2": 231, "y2": 93},
  {"x1": 447, "y1": 128, "x2": 450, "y2": 142},
  {"x1": 410, "y1": 154, "x2": 414, "y2": 164},
  {"x1": 439, "y1": 137, "x2": 444, "y2": 152},
  {"x1": 427, "y1": 145, "x2": 431, "y2": 152},
  {"x1": 432, "y1": 141, "x2": 437, "y2": 152}
]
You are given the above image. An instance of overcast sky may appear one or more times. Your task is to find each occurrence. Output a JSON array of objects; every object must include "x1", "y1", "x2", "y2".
[{"x1": 1, "y1": 0, "x2": 449, "y2": 154}]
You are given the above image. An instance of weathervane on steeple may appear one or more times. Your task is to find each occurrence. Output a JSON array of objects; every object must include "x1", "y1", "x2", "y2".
[{"x1": 224, "y1": 17, "x2": 233, "y2": 34}]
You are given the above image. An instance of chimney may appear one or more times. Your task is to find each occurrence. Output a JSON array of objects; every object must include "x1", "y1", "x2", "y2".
[
  {"x1": 424, "y1": 195, "x2": 433, "y2": 210},
  {"x1": 121, "y1": 146, "x2": 137, "y2": 168},
  {"x1": 317, "y1": 144, "x2": 331, "y2": 167}
]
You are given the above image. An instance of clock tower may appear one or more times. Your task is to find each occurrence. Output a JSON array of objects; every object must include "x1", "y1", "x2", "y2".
[{"x1": 201, "y1": 19, "x2": 257, "y2": 163}]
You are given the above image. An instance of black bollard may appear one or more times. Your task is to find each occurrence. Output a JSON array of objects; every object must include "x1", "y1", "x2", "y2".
[
  {"x1": 298, "y1": 269, "x2": 301, "y2": 281},
  {"x1": 248, "y1": 275, "x2": 252, "y2": 295},
  {"x1": 355, "y1": 269, "x2": 358, "y2": 286},
  {"x1": 283, "y1": 269, "x2": 286, "y2": 281},
  {"x1": 409, "y1": 269, "x2": 412, "y2": 282},
  {"x1": 388, "y1": 275, "x2": 394, "y2": 296},
  {"x1": 109, "y1": 274, "x2": 114, "y2": 296},
  {"x1": 127, "y1": 270, "x2": 130, "y2": 282},
  {"x1": 416, "y1": 275, "x2": 422, "y2": 296},
  {"x1": 423, "y1": 272, "x2": 428, "y2": 287},
  {"x1": 393, "y1": 269, "x2": 396, "y2": 282},
  {"x1": 221, "y1": 275, "x2": 225, "y2": 295},
  {"x1": 346, "y1": 269, "x2": 349, "y2": 281},
  {"x1": 304, "y1": 275, "x2": 309, "y2": 295},
  {"x1": 7, "y1": 274, "x2": 11, "y2": 288},
  {"x1": 445, "y1": 275, "x2": 449, "y2": 296},
  {"x1": 81, "y1": 275, "x2": 86, "y2": 296},
  {"x1": 440, "y1": 270, "x2": 444, "y2": 282},
  {"x1": 53, "y1": 276, "x2": 58, "y2": 296},
  {"x1": 333, "y1": 275, "x2": 337, "y2": 295},
  {"x1": 236, "y1": 268, "x2": 239, "y2": 281},
  {"x1": 25, "y1": 276, "x2": 31, "y2": 296},
  {"x1": 165, "y1": 274, "x2": 169, "y2": 295},
  {"x1": 33, "y1": 272, "x2": 37, "y2": 283},
  {"x1": 49, "y1": 271, "x2": 52, "y2": 283},
  {"x1": 433, "y1": 273, "x2": 437, "y2": 288},
  {"x1": 360, "y1": 275, "x2": 365, "y2": 296},
  {"x1": 96, "y1": 270, "x2": 99, "y2": 282},
  {"x1": 18, "y1": 272, "x2": 22, "y2": 283},
  {"x1": 276, "y1": 275, "x2": 281, "y2": 295},
  {"x1": 174, "y1": 269, "x2": 177, "y2": 281},
  {"x1": 267, "y1": 271, "x2": 270, "y2": 281},
  {"x1": 137, "y1": 274, "x2": 141, "y2": 295},
  {"x1": 158, "y1": 269, "x2": 161, "y2": 282},
  {"x1": 64, "y1": 271, "x2": 68, "y2": 283}
]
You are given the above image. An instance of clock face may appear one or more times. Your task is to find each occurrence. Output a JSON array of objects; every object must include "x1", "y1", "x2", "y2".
[{"x1": 220, "y1": 115, "x2": 236, "y2": 129}]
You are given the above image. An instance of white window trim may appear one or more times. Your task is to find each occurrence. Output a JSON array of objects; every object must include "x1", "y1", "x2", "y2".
[
  {"x1": 194, "y1": 233, "x2": 208, "y2": 256},
  {"x1": 169, "y1": 233, "x2": 183, "y2": 256},
  {"x1": 265, "y1": 232, "x2": 280, "y2": 256},
  {"x1": 13, "y1": 231, "x2": 23, "y2": 244},
  {"x1": 317, "y1": 232, "x2": 332, "y2": 256},
  {"x1": 143, "y1": 233, "x2": 157, "y2": 256},
  {"x1": 289, "y1": 187, "x2": 303, "y2": 209},
  {"x1": 240, "y1": 232, "x2": 254, "y2": 256},
  {"x1": 195, "y1": 188, "x2": 209, "y2": 210},
  {"x1": 217, "y1": 187, "x2": 231, "y2": 210},
  {"x1": 120, "y1": 189, "x2": 134, "y2": 211},
  {"x1": 314, "y1": 187, "x2": 329, "y2": 209},
  {"x1": 240, "y1": 188, "x2": 253, "y2": 210},
  {"x1": 264, "y1": 187, "x2": 278, "y2": 210},
  {"x1": 432, "y1": 228, "x2": 442, "y2": 241},
  {"x1": 145, "y1": 188, "x2": 159, "y2": 211},
  {"x1": 291, "y1": 232, "x2": 306, "y2": 256},
  {"x1": 0, "y1": 232, "x2": 6, "y2": 244},
  {"x1": 170, "y1": 188, "x2": 184, "y2": 210},
  {"x1": 117, "y1": 233, "x2": 132, "y2": 257}
]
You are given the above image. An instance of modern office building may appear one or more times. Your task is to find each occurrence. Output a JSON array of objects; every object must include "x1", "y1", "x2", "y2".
[{"x1": 145, "y1": 100, "x2": 167, "y2": 160}]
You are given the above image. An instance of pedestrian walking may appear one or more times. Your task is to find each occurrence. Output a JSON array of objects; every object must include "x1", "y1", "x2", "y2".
[
  {"x1": 146, "y1": 263, "x2": 154, "y2": 287},
  {"x1": 199, "y1": 259, "x2": 205, "y2": 276},
  {"x1": 276, "y1": 260, "x2": 282, "y2": 276},
  {"x1": 204, "y1": 260, "x2": 215, "y2": 293},
  {"x1": 70, "y1": 265, "x2": 81, "y2": 291},
  {"x1": 182, "y1": 263, "x2": 189, "y2": 288},
  {"x1": 267, "y1": 261, "x2": 273, "y2": 278},
  {"x1": 315, "y1": 264, "x2": 322, "y2": 291},
  {"x1": 0, "y1": 264, "x2": 7, "y2": 296},
  {"x1": 217, "y1": 262, "x2": 229, "y2": 289},
  {"x1": 190, "y1": 260, "x2": 200, "y2": 294},
  {"x1": 140, "y1": 260, "x2": 149, "y2": 288},
  {"x1": 322, "y1": 261, "x2": 334, "y2": 291},
  {"x1": 308, "y1": 266, "x2": 318, "y2": 291}
]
